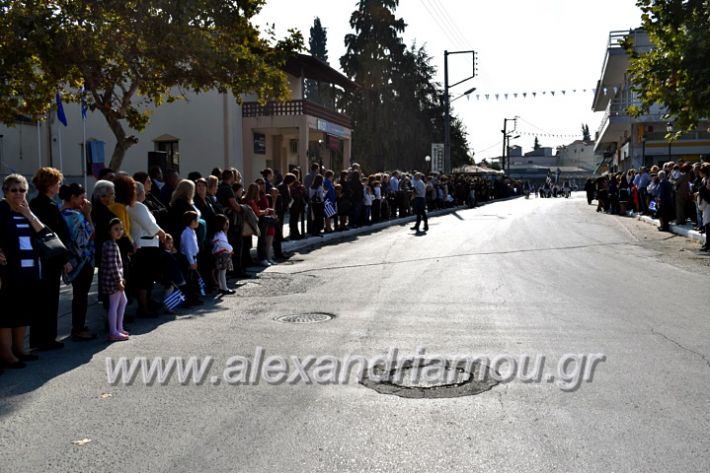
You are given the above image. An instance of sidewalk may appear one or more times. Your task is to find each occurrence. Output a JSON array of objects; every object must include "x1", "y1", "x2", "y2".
[{"x1": 636, "y1": 213, "x2": 707, "y2": 245}]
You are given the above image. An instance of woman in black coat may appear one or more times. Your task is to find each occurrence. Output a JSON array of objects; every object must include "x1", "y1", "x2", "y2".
[
  {"x1": 29, "y1": 167, "x2": 69, "y2": 350},
  {"x1": 0, "y1": 175, "x2": 48, "y2": 368}
]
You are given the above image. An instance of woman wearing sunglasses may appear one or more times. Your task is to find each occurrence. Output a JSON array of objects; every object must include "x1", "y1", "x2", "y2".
[{"x1": 0, "y1": 174, "x2": 49, "y2": 370}]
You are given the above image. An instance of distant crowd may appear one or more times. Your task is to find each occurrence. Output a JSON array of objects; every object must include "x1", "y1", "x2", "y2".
[
  {"x1": 0, "y1": 162, "x2": 520, "y2": 372},
  {"x1": 585, "y1": 160, "x2": 710, "y2": 251}
]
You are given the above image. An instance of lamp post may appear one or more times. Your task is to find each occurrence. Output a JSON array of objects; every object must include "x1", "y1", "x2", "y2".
[
  {"x1": 666, "y1": 121, "x2": 673, "y2": 161},
  {"x1": 425, "y1": 155, "x2": 431, "y2": 175},
  {"x1": 444, "y1": 49, "x2": 477, "y2": 174}
]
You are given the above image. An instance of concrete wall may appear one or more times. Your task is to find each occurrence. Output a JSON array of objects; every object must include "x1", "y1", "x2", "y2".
[{"x1": 0, "y1": 89, "x2": 246, "y2": 185}]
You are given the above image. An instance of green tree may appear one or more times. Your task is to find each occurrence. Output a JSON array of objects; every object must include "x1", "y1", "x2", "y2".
[
  {"x1": 389, "y1": 43, "x2": 440, "y2": 170},
  {"x1": 624, "y1": 0, "x2": 710, "y2": 133},
  {"x1": 534, "y1": 136, "x2": 541, "y2": 150},
  {"x1": 305, "y1": 17, "x2": 331, "y2": 106},
  {"x1": 449, "y1": 117, "x2": 472, "y2": 169},
  {"x1": 340, "y1": 0, "x2": 406, "y2": 172},
  {"x1": 582, "y1": 123, "x2": 591, "y2": 141},
  {"x1": 0, "y1": 0, "x2": 302, "y2": 170}
]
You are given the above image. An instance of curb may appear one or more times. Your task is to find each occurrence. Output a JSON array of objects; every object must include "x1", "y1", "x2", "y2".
[
  {"x1": 637, "y1": 215, "x2": 707, "y2": 244},
  {"x1": 281, "y1": 195, "x2": 522, "y2": 254}
]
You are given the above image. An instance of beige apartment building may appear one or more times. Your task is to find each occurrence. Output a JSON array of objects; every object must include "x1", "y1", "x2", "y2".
[{"x1": 0, "y1": 54, "x2": 355, "y2": 185}]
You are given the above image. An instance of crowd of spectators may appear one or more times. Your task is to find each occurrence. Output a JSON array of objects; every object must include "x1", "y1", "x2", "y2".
[
  {"x1": 586, "y1": 160, "x2": 710, "y2": 251},
  {"x1": 0, "y1": 162, "x2": 522, "y2": 373}
]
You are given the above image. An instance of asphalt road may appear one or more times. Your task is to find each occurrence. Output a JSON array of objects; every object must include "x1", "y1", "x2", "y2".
[{"x1": 2, "y1": 193, "x2": 709, "y2": 472}]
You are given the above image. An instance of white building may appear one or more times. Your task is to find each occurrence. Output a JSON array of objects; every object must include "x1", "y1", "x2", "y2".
[
  {"x1": 0, "y1": 54, "x2": 356, "y2": 185},
  {"x1": 592, "y1": 28, "x2": 710, "y2": 171},
  {"x1": 555, "y1": 140, "x2": 599, "y2": 171}
]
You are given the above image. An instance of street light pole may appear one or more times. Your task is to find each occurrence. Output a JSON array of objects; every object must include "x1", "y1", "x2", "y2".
[
  {"x1": 444, "y1": 49, "x2": 477, "y2": 175},
  {"x1": 666, "y1": 121, "x2": 673, "y2": 161}
]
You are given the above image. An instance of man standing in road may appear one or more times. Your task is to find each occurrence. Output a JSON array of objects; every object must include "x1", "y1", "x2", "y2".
[{"x1": 410, "y1": 172, "x2": 428, "y2": 233}]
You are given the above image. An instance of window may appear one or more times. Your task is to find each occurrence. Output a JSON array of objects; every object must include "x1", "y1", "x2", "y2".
[{"x1": 154, "y1": 136, "x2": 180, "y2": 172}]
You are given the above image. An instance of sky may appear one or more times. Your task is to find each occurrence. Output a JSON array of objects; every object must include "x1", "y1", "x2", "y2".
[{"x1": 255, "y1": 0, "x2": 644, "y2": 163}]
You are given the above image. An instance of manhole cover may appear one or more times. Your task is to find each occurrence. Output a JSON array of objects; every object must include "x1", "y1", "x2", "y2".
[
  {"x1": 360, "y1": 359, "x2": 498, "y2": 398},
  {"x1": 274, "y1": 312, "x2": 335, "y2": 324}
]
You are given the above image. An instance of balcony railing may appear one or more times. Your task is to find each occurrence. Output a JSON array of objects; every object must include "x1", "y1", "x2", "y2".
[
  {"x1": 596, "y1": 92, "x2": 667, "y2": 139},
  {"x1": 607, "y1": 29, "x2": 653, "y2": 52},
  {"x1": 242, "y1": 100, "x2": 352, "y2": 129}
]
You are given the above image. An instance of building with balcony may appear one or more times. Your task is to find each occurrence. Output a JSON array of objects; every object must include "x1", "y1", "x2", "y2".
[
  {"x1": 592, "y1": 28, "x2": 710, "y2": 172},
  {"x1": 0, "y1": 54, "x2": 356, "y2": 184},
  {"x1": 240, "y1": 54, "x2": 356, "y2": 181}
]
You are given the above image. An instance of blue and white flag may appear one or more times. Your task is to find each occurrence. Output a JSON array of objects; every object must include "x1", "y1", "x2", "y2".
[
  {"x1": 79, "y1": 85, "x2": 88, "y2": 120},
  {"x1": 197, "y1": 274, "x2": 207, "y2": 296},
  {"x1": 324, "y1": 198, "x2": 337, "y2": 218},
  {"x1": 164, "y1": 287, "x2": 186, "y2": 310},
  {"x1": 648, "y1": 200, "x2": 657, "y2": 212},
  {"x1": 56, "y1": 92, "x2": 68, "y2": 126}
]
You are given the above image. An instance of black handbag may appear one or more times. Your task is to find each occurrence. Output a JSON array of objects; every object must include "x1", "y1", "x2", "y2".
[{"x1": 34, "y1": 231, "x2": 69, "y2": 261}]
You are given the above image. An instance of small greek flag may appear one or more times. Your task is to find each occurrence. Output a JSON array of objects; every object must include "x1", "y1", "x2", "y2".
[
  {"x1": 80, "y1": 84, "x2": 88, "y2": 120},
  {"x1": 324, "y1": 198, "x2": 337, "y2": 218},
  {"x1": 164, "y1": 287, "x2": 186, "y2": 310},
  {"x1": 197, "y1": 274, "x2": 207, "y2": 296},
  {"x1": 648, "y1": 200, "x2": 657, "y2": 212}
]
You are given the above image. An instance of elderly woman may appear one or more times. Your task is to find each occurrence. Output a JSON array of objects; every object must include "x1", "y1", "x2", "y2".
[
  {"x1": 29, "y1": 167, "x2": 70, "y2": 351},
  {"x1": 59, "y1": 183, "x2": 97, "y2": 341},
  {"x1": 127, "y1": 182, "x2": 167, "y2": 317},
  {"x1": 0, "y1": 175, "x2": 47, "y2": 368}
]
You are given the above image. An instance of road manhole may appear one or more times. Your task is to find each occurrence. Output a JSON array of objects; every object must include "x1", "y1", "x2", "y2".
[
  {"x1": 274, "y1": 312, "x2": 335, "y2": 324},
  {"x1": 360, "y1": 359, "x2": 498, "y2": 398}
]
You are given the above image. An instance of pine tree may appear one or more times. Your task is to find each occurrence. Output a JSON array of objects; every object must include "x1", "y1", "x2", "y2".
[
  {"x1": 306, "y1": 17, "x2": 331, "y2": 106},
  {"x1": 534, "y1": 136, "x2": 541, "y2": 150},
  {"x1": 340, "y1": 0, "x2": 406, "y2": 171},
  {"x1": 582, "y1": 123, "x2": 591, "y2": 142}
]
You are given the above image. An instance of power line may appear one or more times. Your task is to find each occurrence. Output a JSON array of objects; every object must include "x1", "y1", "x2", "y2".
[
  {"x1": 429, "y1": 0, "x2": 471, "y2": 49},
  {"x1": 477, "y1": 140, "x2": 503, "y2": 154},
  {"x1": 416, "y1": 0, "x2": 467, "y2": 49}
]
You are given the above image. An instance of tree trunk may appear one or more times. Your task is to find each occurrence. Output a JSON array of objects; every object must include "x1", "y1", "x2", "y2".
[{"x1": 104, "y1": 113, "x2": 139, "y2": 171}]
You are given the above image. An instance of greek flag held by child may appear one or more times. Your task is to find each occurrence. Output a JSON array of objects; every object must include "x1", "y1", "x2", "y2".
[
  {"x1": 324, "y1": 198, "x2": 337, "y2": 218},
  {"x1": 164, "y1": 287, "x2": 186, "y2": 310}
]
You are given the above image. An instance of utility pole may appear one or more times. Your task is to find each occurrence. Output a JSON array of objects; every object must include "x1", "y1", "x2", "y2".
[
  {"x1": 501, "y1": 117, "x2": 518, "y2": 173},
  {"x1": 444, "y1": 49, "x2": 477, "y2": 174},
  {"x1": 501, "y1": 119, "x2": 507, "y2": 172}
]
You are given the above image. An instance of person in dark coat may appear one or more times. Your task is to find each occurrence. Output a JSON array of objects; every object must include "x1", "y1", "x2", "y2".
[
  {"x1": 657, "y1": 170, "x2": 674, "y2": 231},
  {"x1": 584, "y1": 179, "x2": 595, "y2": 205},
  {"x1": 0, "y1": 175, "x2": 49, "y2": 368},
  {"x1": 347, "y1": 171, "x2": 364, "y2": 227},
  {"x1": 29, "y1": 167, "x2": 70, "y2": 350},
  {"x1": 274, "y1": 173, "x2": 296, "y2": 259},
  {"x1": 159, "y1": 169, "x2": 180, "y2": 207}
]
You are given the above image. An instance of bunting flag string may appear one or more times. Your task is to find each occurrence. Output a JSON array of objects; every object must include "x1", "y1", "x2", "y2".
[
  {"x1": 468, "y1": 86, "x2": 614, "y2": 102},
  {"x1": 516, "y1": 130, "x2": 582, "y2": 139}
]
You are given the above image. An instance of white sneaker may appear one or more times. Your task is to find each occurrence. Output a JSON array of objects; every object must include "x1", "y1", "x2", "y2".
[
  {"x1": 259, "y1": 260, "x2": 271, "y2": 267},
  {"x1": 268, "y1": 259, "x2": 278, "y2": 265}
]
